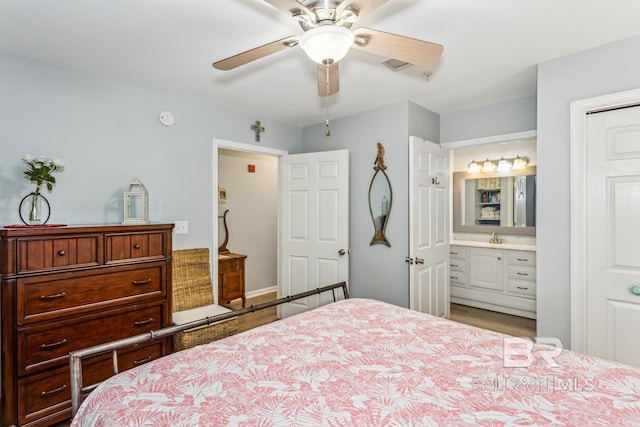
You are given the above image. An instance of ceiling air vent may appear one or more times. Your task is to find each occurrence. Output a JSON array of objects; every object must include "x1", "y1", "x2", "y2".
[{"x1": 382, "y1": 58, "x2": 413, "y2": 71}]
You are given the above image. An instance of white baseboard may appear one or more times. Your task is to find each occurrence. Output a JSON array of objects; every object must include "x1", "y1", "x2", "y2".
[{"x1": 246, "y1": 286, "x2": 276, "y2": 299}]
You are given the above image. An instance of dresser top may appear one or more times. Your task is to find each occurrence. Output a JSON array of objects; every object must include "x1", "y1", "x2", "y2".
[{"x1": 0, "y1": 223, "x2": 174, "y2": 237}]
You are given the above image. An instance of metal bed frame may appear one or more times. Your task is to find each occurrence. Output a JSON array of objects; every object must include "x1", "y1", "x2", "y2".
[{"x1": 69, "y1": 281, "x2": 349, "y2": 416}]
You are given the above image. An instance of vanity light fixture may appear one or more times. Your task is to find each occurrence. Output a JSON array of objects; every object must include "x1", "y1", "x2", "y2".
[
  {"x1": 497, "y1": 157, "x2": 513, "y2": 172},
  {"x1": 467, "y1": 156, "x2": 529, "y2": 173},
  {"x1": 467, "y1": 160, "x2": 481, "y2": 173},
  {"x1": 512, "y1": 155, "x2": 529, "y2": 170},
  {"x1": 482, "y1": 159, "x2": 497, "y2": 172}
]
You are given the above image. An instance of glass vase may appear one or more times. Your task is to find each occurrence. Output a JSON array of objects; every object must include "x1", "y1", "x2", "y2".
[{"x1": 19, "y1": 192, "x2": 51, "y2": 226}]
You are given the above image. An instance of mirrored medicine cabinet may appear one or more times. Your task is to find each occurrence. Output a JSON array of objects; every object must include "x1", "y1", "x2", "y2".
[{"x1": 453, "y1": 166, "x2": 536, "y2": 236}]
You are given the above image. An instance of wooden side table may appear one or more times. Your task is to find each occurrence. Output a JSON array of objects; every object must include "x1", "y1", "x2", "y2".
[{"x1": 218, "y1": 252, "x2": 246, "y2": 307}]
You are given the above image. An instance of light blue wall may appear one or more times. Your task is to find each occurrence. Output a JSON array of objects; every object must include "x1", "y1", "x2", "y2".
[
  {"x1": 0, "y1": 54, "x2": 301, "y2": 250},
  {"x1": 536, "y1": 34, "x2": 640, "y2": 348},
  {"x1": 440, "y1": 96, "x2": 537, "y2": 143},
  {"x1": 301, "y1": 101, "x2": 439, "y2": 307}
]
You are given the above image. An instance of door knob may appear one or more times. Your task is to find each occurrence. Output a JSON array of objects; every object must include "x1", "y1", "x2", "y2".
[
  {"x1": 338, "y1": 249, "x2": 346, "y2": 256},
  {"x1": 405, "y1": 257, "x2": 414, "y2": 264},
  {"x1": 415, "y1": 257, "x2": 424, "y2": 264},
  {"x1": 629, "y1": 285, "x2": 640, "y2": 296}
]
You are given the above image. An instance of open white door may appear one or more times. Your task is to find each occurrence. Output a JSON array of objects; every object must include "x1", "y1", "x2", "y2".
[
  {"x1": 409, "y1": 136, "x2": 450, "y2": 317},
  {"x1": 279, "y1": 150, "x2": 349, "y2": 318}
]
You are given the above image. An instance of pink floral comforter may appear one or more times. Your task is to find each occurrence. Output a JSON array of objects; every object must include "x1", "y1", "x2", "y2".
[{"x1": 72, "y1": 299, "x2": 640, "y2": 426}]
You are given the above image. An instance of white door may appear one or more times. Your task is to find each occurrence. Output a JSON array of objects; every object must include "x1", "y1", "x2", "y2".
[
  {"x1": 583, "y1": 105, "x2": 640, "y2": 366},
  {"x1": 409, "y1": 136, "x2": 450, "y2": 317},
  {"x1": 279, "y1": 150, "x2": 349, "y2": 318}
]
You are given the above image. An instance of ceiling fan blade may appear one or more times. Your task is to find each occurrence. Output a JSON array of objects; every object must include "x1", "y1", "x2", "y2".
[
  {"x1": 213, "y1": 36, "x2": 298, "y2": 71},
  {"x1": 352, "y1": 27, "x2": 443, "y2": 67},
  {"x1": 337, "y1": 0, "x2": 391, "y2": 22},
  {"x1": 317, "y1": 63, "x2": 339, "y2": 97},
  {"x1": 264, "y1": 0, "x2": 315, "y2": 19}
]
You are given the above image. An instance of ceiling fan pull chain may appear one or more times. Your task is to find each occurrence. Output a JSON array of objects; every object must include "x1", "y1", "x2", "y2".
[{"x1": 325, "y1": 65, "x2": 331, "y2": 137}]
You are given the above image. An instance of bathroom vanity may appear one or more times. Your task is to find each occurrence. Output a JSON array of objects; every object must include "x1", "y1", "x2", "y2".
[{"x1": 450, "y1": 242, "x2": 536, "y2": 319}]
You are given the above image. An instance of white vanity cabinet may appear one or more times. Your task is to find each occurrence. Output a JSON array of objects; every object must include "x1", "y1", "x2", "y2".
[
  {"x1": 450, "y1": 245, "x2": 536, "y2": 319},
  {"x1": 469, "y1": 248, "x2": 503, "y2": 291}
]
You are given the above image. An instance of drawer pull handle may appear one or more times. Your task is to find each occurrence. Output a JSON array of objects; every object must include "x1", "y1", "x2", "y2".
[
  {"x1": 39, "y1": 292, "x2": 67, "y2": 300},
  {"x1": 40, "y1": 384, "x2": 67, "y2": 397},
  {"x1": 450, "y1": 276, "x2": 459, "y2": 280},
  {"x1": 517, "y1": 286, "x2": 529, "y2": 290},
  {"x1": 133, "y1": 355, "x2": 153, "y2": 366},
  {"x1": 132, "y1": 279, "x2": 153, "y2": 285},
  {"x1": 57, "y1": 250, "x2": 66, "y2": 256},
  {"x1": 450, "y1": 264, "x2": 459, "y2": 268},
  {"x1": 134, "y1": 318, "x2": 154, "y2": 327},
  {"x1": 133, "y1": 244, "x2": 141, "y2": 249},
  {"x1": 517, "y1": 272, "x2": 529, "y2": 276},
  {"x1": 517, "y1": 258, "x2": 529, "y2": 262},
  {"x1": 40, "y1": 339, "x2": 67, "y2": 350},
  {"x1": 629, "y1": 285, "x2": 640, "y2": 296},
  {"x1": 450, "y1": 251, "x2": 459, "y2": 255}
]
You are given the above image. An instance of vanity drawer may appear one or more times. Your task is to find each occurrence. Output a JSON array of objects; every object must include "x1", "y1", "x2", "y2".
[
  {"x1": 508, "y1": 265, "x2": 536, "y2": 282},
  {"x1": 106, "y1": 232, "x2": 167, "y2": 263},
  {"x1": 17, "y1": 235, "x2": 101, "y2": 273},
  {"x1": 449, "y1": 271, "x2": 467, "y2": 286},
  {"x1": 449, "y1": 246, "x2": 467, "y2": 260},
  {"x1": 449, "y1": 258, "x2": 466, "y2": 272},
  {"x1": 17, "y1": 341, "x2": 165, "y2": 425},
  {"x1": 18, "y1": 302, "x2": 165, "y2": 375},
  {"x1": 507, "y1": 251, "x2": 536, "y2": 267},
  {"x1": 17, "y1": 263, "x2": 166, "y2": 325},
  {"x1": 507, "y1": 279, "x2": 537, "y2": 297}
]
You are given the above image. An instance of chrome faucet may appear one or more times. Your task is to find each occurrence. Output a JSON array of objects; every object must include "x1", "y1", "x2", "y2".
[{"x1": 489, "y1": 232, "x2": 502, "y2": 244}]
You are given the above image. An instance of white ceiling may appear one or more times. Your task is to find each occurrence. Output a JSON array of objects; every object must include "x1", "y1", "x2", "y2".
[{"x1": 2, "y1": 0, "x2": 640, "y2": 127}]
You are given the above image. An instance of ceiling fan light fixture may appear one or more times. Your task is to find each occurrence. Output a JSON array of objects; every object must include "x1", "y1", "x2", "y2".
[{"x1": 298, "y1": 25, "x2": 355, "y2": 65}]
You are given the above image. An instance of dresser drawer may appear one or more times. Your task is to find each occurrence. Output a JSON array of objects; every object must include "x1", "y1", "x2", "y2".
[
  {"x1": 18, "y1": 302, "x2": 165, "y2": 375},
  {"x1": 507, "y1": 265, "x2": 536, "y2": 282},
  {"x1": 106, "y1": 232, "x2": 167, "y2": 263},
  {"x1": 17, "y1": 234, "x2": 101, "y2": 273},
  {"x1": 218, "y1": 257, "x2": 244, "y2": 274},
  {"x1": 17, "y1": 263, "x2": 166, "y2": 326},
  {"x1": 17, "y1": 341, "x2": 165, "y2": 425},
  {"x1": 507, "y1": 251, "x2": 536, "y2": 267}
]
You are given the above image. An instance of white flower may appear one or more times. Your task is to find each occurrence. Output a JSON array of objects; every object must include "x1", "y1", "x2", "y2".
[
  {"x1": 52, "y1": 159, "x2": 65, "y2": 171},
  {"x1": 22, "y1": 153, "x2": 35, "y2": 163}
]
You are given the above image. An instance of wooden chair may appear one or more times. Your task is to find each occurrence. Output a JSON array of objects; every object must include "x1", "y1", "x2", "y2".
[{"x1": 171, "y1": 248, "x2": 238, "y2": 351}]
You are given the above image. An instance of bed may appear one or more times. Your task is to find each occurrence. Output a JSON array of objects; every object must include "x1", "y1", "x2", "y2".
[{"x1": 70, "y1": 297, "x2": 640, "y2": 426}]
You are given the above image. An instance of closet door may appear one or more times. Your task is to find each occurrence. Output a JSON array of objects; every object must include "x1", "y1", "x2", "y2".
[{"x1": 581, "y1": 104, "x2": 640, "y2": 367}]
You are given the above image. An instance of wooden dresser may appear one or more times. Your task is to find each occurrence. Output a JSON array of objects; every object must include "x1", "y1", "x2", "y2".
[
  {"x1": 0, "y1": 224, "x2": 174, "y2": 427},
  {"x1": 217, "y1": 252, "x2": 246, "y2": 307}
]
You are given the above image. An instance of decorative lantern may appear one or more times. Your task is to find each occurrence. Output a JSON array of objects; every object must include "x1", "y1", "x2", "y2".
[{"x1": 122, "y1": 177, "x2": 149, "y2": 224}]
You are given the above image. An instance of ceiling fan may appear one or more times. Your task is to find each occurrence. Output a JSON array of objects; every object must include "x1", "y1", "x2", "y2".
[{"x1": 212, "y1": 0, "x2": 443, "y2": 97}]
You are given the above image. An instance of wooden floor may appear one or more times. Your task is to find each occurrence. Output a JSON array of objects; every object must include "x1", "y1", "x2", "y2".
[
  {"x1": 450, "y1": 303, "x2": 536, "y2": 338},
  {"x1": 226, "y1": 292, "x2": 279, "y2": 333}
]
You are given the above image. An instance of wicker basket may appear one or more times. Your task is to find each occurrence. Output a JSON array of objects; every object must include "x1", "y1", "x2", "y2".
[{"x1": 172, "y1": 248, "x2": 238, "y2": 351}]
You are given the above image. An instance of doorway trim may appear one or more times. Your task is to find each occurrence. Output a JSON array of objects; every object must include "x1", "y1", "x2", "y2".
[
  {"x1": 212, "y1": 138, "x2": 288, "y2": 303},
  {"x1": 569, "y1": 88, "x2": 640, "y2": 353}
]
